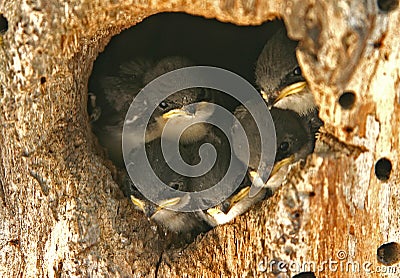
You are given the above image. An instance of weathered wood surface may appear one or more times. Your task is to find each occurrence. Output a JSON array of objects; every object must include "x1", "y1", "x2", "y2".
[{"x1": 0, "y1": 0, "x2": 399, "y2": 277}]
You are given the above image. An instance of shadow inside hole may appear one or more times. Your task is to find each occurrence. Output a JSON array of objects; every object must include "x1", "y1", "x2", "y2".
[
  {"x1": 338, "y1": 91, "x2": 356, "y2": 109},
  {"x1": 374, "y1": 157, "x2": 392, "y2": 181},
  {"x1": 377, "y1": 242, "x2": 400, "y2": 265},
  {"x1": 89, "y1": 12, "x2": 283, "y2": 169},
  {"x1": 90, "y1": 13, "x2": 280, "y2": 89},
  {"x1": 343, "y1": 126, "x2": 354, "y2": 133},
  {"x1": 377, "y1": 0, "x2": 399, "y2": 12},
  {"x1": 0, "y1": 14, "x2": 8, "y2": 33}
]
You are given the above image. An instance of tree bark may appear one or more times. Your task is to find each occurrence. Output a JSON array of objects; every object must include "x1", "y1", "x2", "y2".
[{"x1": 0, "y1": 0, "x2": 399, "y2": 277}]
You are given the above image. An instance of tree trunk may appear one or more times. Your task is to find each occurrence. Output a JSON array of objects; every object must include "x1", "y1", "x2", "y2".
[{"x1": 0, "y1": 0, "x2": 399, "y2": 277}]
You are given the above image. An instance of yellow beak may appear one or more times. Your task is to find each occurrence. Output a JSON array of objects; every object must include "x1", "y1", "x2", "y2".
[
  {"x1": 229, "y1": 186, "x2": 251, "y2": 207},
  {"x1": 274, "y1": 81, "x2": 307, "y2": 104},
  {"x1": 247, "y1": 154, "x2": 295, "y2": 187},
  {"x1": 157, "y1": 197, "x2": 181, "y2": 211},
  {"x1": 271, "y1": 155, "x2": 295, "y2": 176},
  {"x1": 162, "y1": 109, "x2": 190, "y2": 119},
  {"x1": 130, "y1": 196, "x2": 146, "y2": 212}
]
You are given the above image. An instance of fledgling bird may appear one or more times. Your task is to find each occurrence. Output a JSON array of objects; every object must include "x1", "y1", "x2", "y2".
[
  {"x1": 232, "y1": 106, "x2": 312, "y2": 190},
  {"x1": 91, "y1": 56, "x2": 215, "y2": 166},
  {"x1": 255, "y1": 28, "x2": 312, "y2": 115},
  {"x1": 128, "y1": 121, "x2": 253, "y2": 234},
  {"x1": 127, "y1": 137, "x2": 212, "y2": 234},
  {"x1": 255, "y1": 28, "x2": 322, "y2": 138},
  {"x1": 205, "y1": 107, "x2": 313, "y2": 226}
]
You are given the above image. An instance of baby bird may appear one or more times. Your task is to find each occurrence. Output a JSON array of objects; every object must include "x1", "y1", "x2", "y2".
[
  {"x1": 255, "y1": 28, "x2": 313, "y2": 115},
  {"x1": 91, "y1": 56, "x2": 215, "y2": 166},
  {"x1": 205, "y1": 107, "x2": 313, "y2": 226},
  {"x1": 255, "y1": 26, "x2": 322, "y2": 151},
  {"x1": 128, "y1": 120, "x2": 253, "y2": 233},
  {"x1": 127, "y1": 137, "x2": 212, "y2": 234}
]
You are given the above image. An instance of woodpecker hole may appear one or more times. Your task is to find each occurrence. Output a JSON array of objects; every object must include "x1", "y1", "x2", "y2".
[
  {"x1": 40, "y1": 76, "x2": 47, "y2": 84},
  {"x1": 338, "y1": 91, "x2": 356, "y2": 109},
  {"x1": 343, "y1": 126, "x2": 354, "y2": 133},
  {"x1": 293, "y1": 272, "x2": 316, "y2": 278},
  {"x1": 374, "y1": 157, "x2": 392, "y2": 181},
  {"x1": 292, "y1": 211, "x2": 301, "y2": 219},
  {"x1": 377, "y1": 0, "x2": 399, "y2": 12},
  {"x1": 377, "y1": 242, "x2": 400, "y2": 265}
]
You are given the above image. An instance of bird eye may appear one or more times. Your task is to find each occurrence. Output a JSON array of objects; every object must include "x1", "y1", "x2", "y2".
[
  {"x1": 279, "y1": 141, "x2": 290, "y2": 152},
  {"x1": 293, "y1": 66, "x2": 302, "y2": 76},
  {"x1": 159, "y1": 101, "x2": 168, "y2": 109}
]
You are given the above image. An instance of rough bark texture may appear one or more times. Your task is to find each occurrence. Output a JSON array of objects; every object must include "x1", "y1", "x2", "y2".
[{"x1": 0, "y1": 0, "x2": 399, "y2": 277}]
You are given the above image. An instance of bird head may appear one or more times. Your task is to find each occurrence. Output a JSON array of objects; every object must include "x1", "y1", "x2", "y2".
[{"x1": 255, "y1": 28, "x2": 312, "y2": 114}]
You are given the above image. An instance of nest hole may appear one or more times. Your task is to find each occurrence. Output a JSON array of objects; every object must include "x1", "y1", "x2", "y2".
[
  {"x1": 88, "y1": 12, "x2": 320, "y2": 243},
  {"x1": 88, "y1": 12, "x2": 286, "y2": 175},
  {"x1": 40, "y1": 76, "x2": 47, "y2": 84}
]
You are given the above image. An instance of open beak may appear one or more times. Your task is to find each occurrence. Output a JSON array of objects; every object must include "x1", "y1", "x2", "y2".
[
  {"x1": 274, "y1": 81, "x2": 307, "y2": 105},
  {"x1": 131, "y1": 195, "x2": 182, "y2": 218}
]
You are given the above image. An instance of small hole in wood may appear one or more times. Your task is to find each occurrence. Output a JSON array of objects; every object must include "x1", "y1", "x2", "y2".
[
  {"x1": 40, "y1": 76, "x2": 46, "y2": 84},
  {"x1": 343, "y1": 126, "x2": 354, "y2": 133},
  {"x1": 9, "y1": 239, "x2": 20, "y2": 246},
  {"x1": 384, "y1": 52, "x2": 389, "y2": 60},
  {"x1": 374, "y1": 158, "x2": 392, "y2": 181},
  {"x1": 377, "y1": 242, "x2": 400, "y2": 265},
  {"x1": 373, "y1": 41, "x2": 382, "y2": 48},
  {"x1": 349, "y1": 225, "x2": 355, "y2": 235},
  {"x1": 338, "y1": 91, "x2": 356, "y2": 109},
  {"x1": 0, "y1": 14, "x2": 8, "y2": 34},
  {"x1": 377, "y1": 0, "x2": 399, "y2": 12},
  {"x1": 292, "y1": 211, "x2": 301, "y2": 219},
  {"x1": 293, "y1": 272, "x2": 316, "y2": 278}
]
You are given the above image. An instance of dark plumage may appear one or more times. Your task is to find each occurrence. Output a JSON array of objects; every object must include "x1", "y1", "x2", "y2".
[
  {"x1": 255, "y1": 29, "x2": 306, "y2": 108},
  {"x1": 205, "y1": 106, "x2": 314, "y2": 226},
  {"x1": 255, "y1": 27, "x2": 322, "y2": 151},
  {"x1": 91, "y1": 56, "x2": 215, "y2": 166}
]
